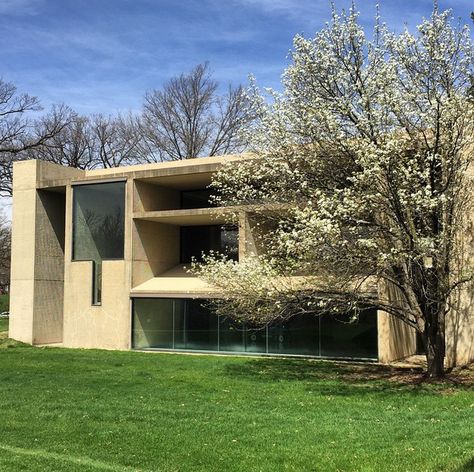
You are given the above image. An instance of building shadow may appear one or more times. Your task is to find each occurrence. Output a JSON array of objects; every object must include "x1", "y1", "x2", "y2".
[
  {"x1": 456, "y1": 456, "x2": 474, "y2": 471},
  {"x1": 223, "y1": 357, "x2": 471, "y2": 397}
]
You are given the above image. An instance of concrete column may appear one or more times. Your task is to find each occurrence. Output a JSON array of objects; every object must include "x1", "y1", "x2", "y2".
[
  {"x1": 9, "y1": 160, "x2": 83, "y2": 345},
  {"x1": 9, "y1": 161, "x2": 39, "y2": 343}
]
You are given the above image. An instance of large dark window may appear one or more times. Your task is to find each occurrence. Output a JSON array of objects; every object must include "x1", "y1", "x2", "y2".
[
  {"x1": 180, "y1": 189, "x2": 216, "y2": 209},
  {"x1": 72, "y1": 181, "x2": 125, "y2": 304},
  {"x1": 132, "y1": 298, "x2": 378, "y2": 359},
  {"x1": 268, "y1": 315, "x2": 320, "y2": 356},
  {"x1": 320, "y1": 312, "x2": 378, "y2": 359},
  {"x1": 133, "y1": 298, "x2": 174, "y2": 349},
  {"x1": 73, "y1": 182, "x2": 125, "y2": 260},
  {"x1": 180, "y1": 225, "x2": 238, "y2": 263},
  {"x1": 174, "y1": 299, "x2": 219, "y2": 351}
]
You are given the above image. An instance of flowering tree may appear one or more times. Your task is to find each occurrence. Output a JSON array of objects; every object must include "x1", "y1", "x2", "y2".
[{"x1": 194, "y1": 6, "x2": 474, "y2": 378}]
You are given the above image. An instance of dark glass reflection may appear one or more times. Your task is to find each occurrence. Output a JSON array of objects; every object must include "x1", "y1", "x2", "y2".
[
  {"x1": 92, "y1": 261, "x2": 102, "y2": 306},
  {"x1": 181, "y1": 189, "x2": 216, "y2": 209},
  {"x1": 72, "y1": 181, "x2": 125, "y2": 305},
  {"x1": 133, "y1": 298, "x2": 174, "y2": 349},
  {"x1": 320, "y1": 310, "x2": 378, "y2": 359},
  {"x1": 218, "y1": 319, "x2": 268, "y2": 353},
  {"x1": 132, "y1": 299, "x2": 378, "y2": 359},
  {"x1": 268, "y1": 315, "x2": 319, "y2": 355},
  {"x1": 73, "y1": 182, "x2": 125, "y2": 261},
  {"x1": 244, "y1": 326, "x2": 267, "y2": 353},
  {"x1": 174, "y1": 299, "x2": 218, "y2": 351},
  {"x1": 180, "y1": 225, "x2": 238, "y2": 263},
  {"x1": 219, "y1": 317, "x2": 246, "y2": 352}
]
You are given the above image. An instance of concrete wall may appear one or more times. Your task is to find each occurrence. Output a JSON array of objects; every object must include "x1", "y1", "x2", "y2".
[
  {"x1": 32, "y1": 190, "x2": 66, "y2": 343},
  {"x1": 63, "y1": 260, "x2": 131, "y2": 349},
  {"x1": 446, "y1": 287, "x2": 474, "y2": 367},
  {"x1": 443, "y1": 180, "x2": 474, "y2": 367},
  {"x1": 132, "y1": 220, "x2": 180, "y2": 287},
  {"x1": 377, "y1": 281, "x2": 417, "y2": 363},
  {"x1": 9, "y1": 161, "x2": 38, "y2": 343},
  {"x1": 9, "y1": 161, "x2": 81, "y2": 344},
  {"x1": 134, "y1": 180, "x2": 180, "y2": 212},
  {"x1": 62, "y1": 178, "x2": 133, "y2": 350},
  {"x1": 238, "y1": 212, "x2": 269, "y2": 258},
  {"x1": 377, "y1": 311, "x2": 417, "y2": 363}
]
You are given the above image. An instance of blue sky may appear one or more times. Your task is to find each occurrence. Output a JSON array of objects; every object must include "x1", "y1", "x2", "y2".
[{"x1": 0, "y1": 0, "x2": 472, "y2": 115}]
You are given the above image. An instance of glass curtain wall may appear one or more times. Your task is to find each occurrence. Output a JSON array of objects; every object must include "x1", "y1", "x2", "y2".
[
  {"x1": 72, "y1": 181, "x2": 126, "y2": 304},
  {"x1": 132, "y1": 298, "x2": 378, "y2": 359}
]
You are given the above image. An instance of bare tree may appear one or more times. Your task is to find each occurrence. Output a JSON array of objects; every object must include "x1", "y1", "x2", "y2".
[
  {"x1": 33, "y1": 110, "x2": 144, "y2": 169},
  {"x1": 140, "y1": 63, "x2": 247, "y2": 161},
  {"x1": 91, "y1": 114, "x2": 142, "y2": 168},
  {"x1": 0, "y1": 213, "x2": 10, "y2": 293},
  {"x1": 0, "y1": 79, "x2": 69, "y2": 196},
  {"x1": 0, "y1": 65, "x2": 247, "y2": 194},
  {"x1": 30, "y1": 105, "x2": 95, "y2": 170}
]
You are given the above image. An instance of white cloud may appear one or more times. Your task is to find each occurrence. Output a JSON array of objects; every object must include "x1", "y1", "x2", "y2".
[
  {"x1": 233, "y1": 0, "x2": 328, "y2": 19},
  {"x1": 0, "y1": 0, "x2": 42, "y2": 15}
]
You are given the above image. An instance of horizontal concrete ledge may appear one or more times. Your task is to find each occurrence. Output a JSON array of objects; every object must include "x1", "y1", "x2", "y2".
[
  {"x1": 131, "y1": 265, "x2": 219, "y2": 297},
  {"x1": 37, "y1": 179, "x2": 70, "y2": 190},
  {"x1": 84, "y1": 153, "x2": 252, "y2": 178},
  {"x1": 131, "y1": 292, "x2": 218, "y2": 298},
  {"x1": 133, "y1": 207, "x2": 238, "y2": 225},
  {"x1": 71, "y1": 177, "x2": 127, "y2": 186},
  {"x1": 29, "y1": 154, "x2": 255, "y2": 190}
]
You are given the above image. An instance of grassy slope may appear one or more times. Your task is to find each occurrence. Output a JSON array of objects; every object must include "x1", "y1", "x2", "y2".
[
  {"x1": 0, "y1": 321, "x2": 472, "y2": 472},
  {"x1": 0, "y1": 293, "x2": 9, "y2": 313}
]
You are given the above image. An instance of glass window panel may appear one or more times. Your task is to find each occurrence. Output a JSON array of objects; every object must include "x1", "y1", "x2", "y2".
[
  {"x1": 268, "y1": 315, "x2": 319, "y2": 356},
  {"x1": 72, "y1": 182, "x2": 125, "y2": 261},
  {"x1": 220, "y1": 225, "x2": 238, "y2": 261},
  {"x1": 244, "y1": 325, "x2": 268, "y2": 353},
  {"x1": 180, "y1": 225, "x2": 238, "y2": 263},
  {"x1": 132, "y1": 298, "x2": 174, "y2": 349},
  {"x1": 181, "y1": 189, "x2": 215, "y2": 209},
  {"x1": 92, "y1": 261, "x2": 102, "y2": 305},
  {"x1": 172, "y1": 299, "x2": 186, "y2": 349},
  {"x1": 182, "y1": 300, "x2": 218, "y2": 351},
  {"x1": 320, "y1": 309, "x2": 378, "y2": 359},
  {"x1": 219, "y1": 317, "x2": 246, "y2": 352}
]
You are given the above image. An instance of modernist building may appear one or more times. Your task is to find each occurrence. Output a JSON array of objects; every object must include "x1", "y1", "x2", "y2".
[{"x1": 9, "y1": 156, "x2": 474, "y2": 365}]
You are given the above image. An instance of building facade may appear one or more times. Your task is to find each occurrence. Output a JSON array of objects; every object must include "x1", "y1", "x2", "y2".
[{"x1": 9, "y1": 157, "x2": 473, "y2": 365}]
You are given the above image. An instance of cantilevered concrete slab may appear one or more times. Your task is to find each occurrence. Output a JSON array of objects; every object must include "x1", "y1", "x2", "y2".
[{"x1": 131, "y1": 265, "x2": 217, "y2": 298}]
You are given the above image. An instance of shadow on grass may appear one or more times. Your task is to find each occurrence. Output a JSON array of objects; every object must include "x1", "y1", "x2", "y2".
[
  {"x1": 0, "y1": 334, "x2": 30, "y2": 349},
  {"x1": 223, "y1": 357, "x2": 473, "y2": 396},
  {"x1": 457, "y1": 457, "x2": 474, "y2": 471}
]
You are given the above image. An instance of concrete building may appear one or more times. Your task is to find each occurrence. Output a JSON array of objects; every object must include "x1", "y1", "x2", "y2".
[{"x1": 8, "y1": 156, "x2": 474, "y2": 365}]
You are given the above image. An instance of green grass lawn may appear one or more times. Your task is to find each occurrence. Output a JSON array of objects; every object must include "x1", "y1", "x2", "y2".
[
  {"x1": 0, "y1": 319, "x2": 472, "y2": 472},
  {"x1": 0, "y1": 293, "x2": 9, "y2": 313}
]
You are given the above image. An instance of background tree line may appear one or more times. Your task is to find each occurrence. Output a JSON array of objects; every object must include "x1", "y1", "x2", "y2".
[{"x1": 0, "y1": 62, "x2": 247, "y2": 197}]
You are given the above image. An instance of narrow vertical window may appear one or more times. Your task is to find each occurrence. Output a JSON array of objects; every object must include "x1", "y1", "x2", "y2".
[{"x1": 92, "y1": 261, "x2": 102, "y2": 305}]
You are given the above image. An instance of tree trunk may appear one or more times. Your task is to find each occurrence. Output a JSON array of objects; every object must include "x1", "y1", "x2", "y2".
[{"x1": 424, "y1": 313, "x2": 446, "y2": 379}]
